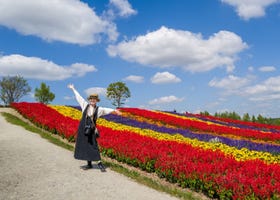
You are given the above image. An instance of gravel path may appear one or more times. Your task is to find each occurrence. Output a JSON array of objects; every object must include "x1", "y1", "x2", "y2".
[{"x1": 0, "y1": 109, "x2": 179, "y2": 200}]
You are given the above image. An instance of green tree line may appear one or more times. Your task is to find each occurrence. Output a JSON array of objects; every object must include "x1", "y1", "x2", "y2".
[
  {"x1": 1, "y1": 75, "x2": 279, "y2": 125},
  {"x1": 200, "y1": 110, "x2": 280, "y2": 126}
]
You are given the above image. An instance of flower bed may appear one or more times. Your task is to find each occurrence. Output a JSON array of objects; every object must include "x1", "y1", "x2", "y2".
[
  {"x1": 11, "y1": 102, "x2": 78, "y2": 141},
  {"x1": 120, "y1": 108, "x2": 280, "y2": 144},
  {"x1": 11, "y1": 102, "x2": 280, "y2": 199}
]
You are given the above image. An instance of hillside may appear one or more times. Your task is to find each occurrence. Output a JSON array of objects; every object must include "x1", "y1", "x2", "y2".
[{"x1": 10, "y1": 102, "x2": 280, "y2": 199}]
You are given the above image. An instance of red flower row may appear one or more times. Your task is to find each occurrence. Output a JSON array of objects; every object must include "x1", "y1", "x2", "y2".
[
  {"x1": 186, "y1": 112, "x2": 280, "y2": 132},
  {"x1": 11, "y1": 102, "x2": 79, "y2": 140},
  {"x1": 97, "y1": 125, "x2": 280, "y2": 199}
]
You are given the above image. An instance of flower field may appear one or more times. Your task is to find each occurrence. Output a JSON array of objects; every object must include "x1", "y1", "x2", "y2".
[{"x1": 11, "y1": 102, "x2": 280, "y2": 199}]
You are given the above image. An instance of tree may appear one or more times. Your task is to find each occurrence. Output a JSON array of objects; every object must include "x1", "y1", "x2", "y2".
[
  {"x1": 34, "y1": 82, "x2": 55, "y2": 104},
  {"x1": 106, "y1": 81, "x2": 131, "y2": 107},
  {"x1": 0, "y1": 75, "x2": 31, "y2": 105},
  {"x1": 229, "y1": 111, "x2": 241, "y2": 120},
  {"x1": 242, "y1": 113, "x2": 251, "y2": 121},
  {"x1": 256, "y1": 114, "x2": 265, "y2": 124},
  {"x1": 200, "y1": 111, "x2": 210, "y2": 116}
]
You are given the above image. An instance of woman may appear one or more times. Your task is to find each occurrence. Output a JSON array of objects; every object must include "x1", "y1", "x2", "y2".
[{"x1": 68, "y1": 84, "x2": 121, "y2": 171}]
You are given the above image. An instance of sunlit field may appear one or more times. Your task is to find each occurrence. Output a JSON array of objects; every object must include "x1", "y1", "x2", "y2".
[{"x1": 12, "y1": 102, "x2": 280, "y2": 200}]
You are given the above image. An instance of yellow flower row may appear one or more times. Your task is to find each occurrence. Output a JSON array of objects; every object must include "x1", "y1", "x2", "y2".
[
  {"x1": 97, "y1": 118, "x2": 280, "y2": 164},
  {"x1": 49, "y1": 105, "x2": 82, "y2": 120}
]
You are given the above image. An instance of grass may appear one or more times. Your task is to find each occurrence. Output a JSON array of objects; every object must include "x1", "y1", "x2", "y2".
[{"x1": 1, "y1": 111, "x2": 205, "y2": 200}]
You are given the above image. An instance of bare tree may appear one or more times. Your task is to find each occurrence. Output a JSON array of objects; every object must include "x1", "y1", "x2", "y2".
[{"x1": 0, "y1": 75, "x2": 31, "y2": 105}]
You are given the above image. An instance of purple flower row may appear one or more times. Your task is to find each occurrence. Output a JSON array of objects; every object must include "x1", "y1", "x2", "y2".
[
  {"x1": 67, "y1": 105, "x2": 82, "y2": 111},
  {"x1": 102, "y1": 114, "x2": 280, "y2": 155}
]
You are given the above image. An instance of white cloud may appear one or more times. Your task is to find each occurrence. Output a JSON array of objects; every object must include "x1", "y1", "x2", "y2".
[
  {"x1": 221, "y1": 0, "x2": 280, "y2": 20},
  {"x1": 123, "y1": 75, "x2": 144, "y2": 83},
  {"x1": 248, "y1": 66, "x2": 254, "y2": 72},
  {"x1": 64, "y1": 96, "x2": 74, "y2": 101},
  {"x1": 151, "y1": 71, "x2": 181, "y2": 84},
  {"x1": 0, "y1": 0, "x2": 118, "y2": 45},
  {"x1": 258, "y1": 66, "x2": 276, "y2": 72},
  {"x1": 85, "y1": 87, "x2": 107, "y2": 97},
  {"x1": 210, "y1": 74, "x2": 280, "y2": 102},
  {"x1": 209, "y1": 75, "x2": 251, "y2": 90},
  {"x1": 244, "y1": 76, "x2": 280, "y2": 96},
  {"x1": 249, "y1": 94, "x2": 280, "y2": 101},
  {"x1": 107, "y1": 26, "x2": 248, "y2": 73},
  {"x1": 109, "y1": 0, "x2": 137, "y2": 17},
  {"x1": 0, "y1": 54, "x2": 97, "y2": 80},
  {"x1": 149, "y1": 95, "x2": 184, "y2": 105}
]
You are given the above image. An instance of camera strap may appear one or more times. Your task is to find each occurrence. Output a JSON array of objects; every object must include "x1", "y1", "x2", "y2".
[
  {"x1": 85, "y1": 106, "x2": 99, "y2": 127},
  {"x1": 92, "y1": 106, "x2": 99, "y2": 127}
]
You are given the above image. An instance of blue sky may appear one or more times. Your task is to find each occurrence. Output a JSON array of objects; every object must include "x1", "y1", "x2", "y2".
[{"x1": 1, "y1": 0, "x2": 280, "y2": 118}]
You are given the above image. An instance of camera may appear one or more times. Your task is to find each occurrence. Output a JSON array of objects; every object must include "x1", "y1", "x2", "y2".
[{"x1": 84, "y1": 125, "x2": 92, "y2": 136}]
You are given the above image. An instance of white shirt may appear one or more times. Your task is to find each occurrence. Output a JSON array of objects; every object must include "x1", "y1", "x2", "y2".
[{"x1": 72, "y1": 88, "x2": 115, "y2": 118}]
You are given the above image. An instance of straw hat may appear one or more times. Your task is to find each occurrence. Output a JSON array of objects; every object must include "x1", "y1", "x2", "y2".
[{"x1": 87, "y1": 94, "x2": 100, "y2": 102}]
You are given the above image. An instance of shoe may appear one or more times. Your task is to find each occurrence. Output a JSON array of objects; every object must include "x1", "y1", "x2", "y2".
[
  {"x1": 80, "y1": 164, "x2": 93, "y2": 170},
  {"x1": 97, "y1": 162, "x2": 106, "y2": 172}
]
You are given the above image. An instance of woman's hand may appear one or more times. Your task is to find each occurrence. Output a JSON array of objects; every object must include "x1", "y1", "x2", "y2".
[
  {"x1": 114, "y1": 109, "x2": 122, "y2": 115},
  {"x1": 68, "y1": 84, "x2": 74, "y2": 90}
]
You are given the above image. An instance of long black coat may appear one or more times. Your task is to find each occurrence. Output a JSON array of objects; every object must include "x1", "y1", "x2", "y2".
[{"x1": 74, "y1": 105, "x2": 101, "y2": 161}]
